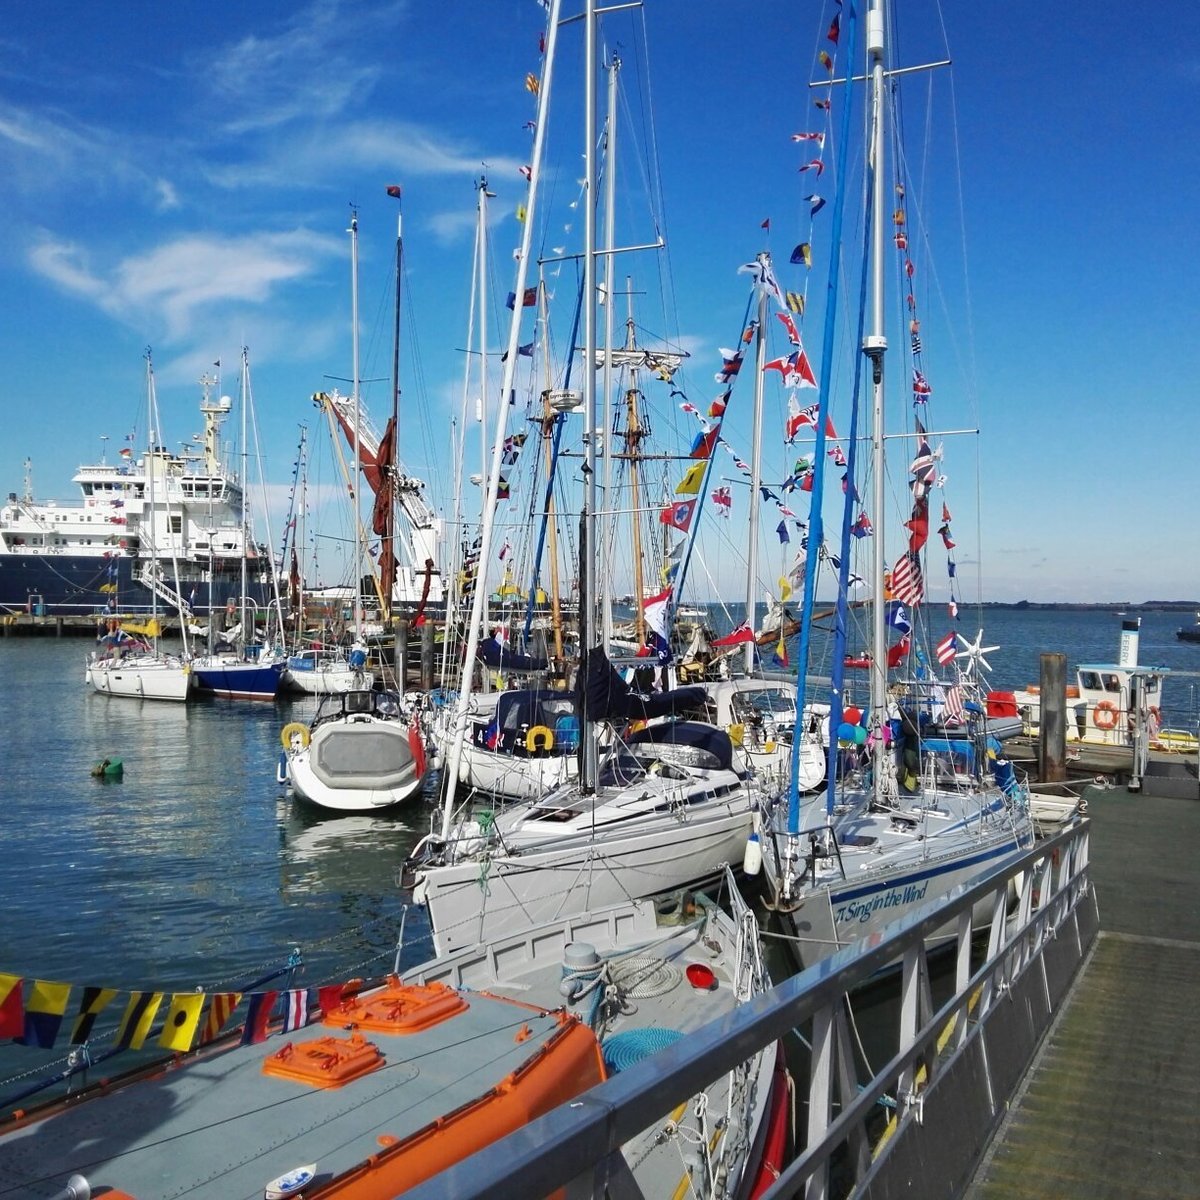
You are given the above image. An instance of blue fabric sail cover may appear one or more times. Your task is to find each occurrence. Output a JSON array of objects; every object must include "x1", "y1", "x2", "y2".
[
  {"x1": 477, "y1": 636, "x2": 549, "y2": 673},
  {"x1": 576, "y1": 647, "x2": 708, "y2": 724}
]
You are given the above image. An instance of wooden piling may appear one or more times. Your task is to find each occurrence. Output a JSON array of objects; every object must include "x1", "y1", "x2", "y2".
[
  {"x1": 1039, "y1": 652, "x2": 1067, "y2": 782},
  {"x1": 421, "y1": 619, "x2": 435, "y2": 691}
]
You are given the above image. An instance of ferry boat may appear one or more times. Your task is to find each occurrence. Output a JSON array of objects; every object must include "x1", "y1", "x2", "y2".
[{"x1": 0, "y1": 376, "x2": 271, "y2": 618}]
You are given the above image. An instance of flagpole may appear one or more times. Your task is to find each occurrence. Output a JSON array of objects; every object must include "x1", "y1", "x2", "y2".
[{"x1": 744, "y1": 274, "x2": 768, "y2": 674}]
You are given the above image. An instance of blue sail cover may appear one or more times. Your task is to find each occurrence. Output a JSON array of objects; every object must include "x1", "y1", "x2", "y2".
[
  {"x1": 477, "y1": 636, "x2": 549, "y2": 673},
  {"x1": 627, "y1": 721, "x2": 734, "y2": 772},
  {"x1": 577, "y1": 647, "x2": 708, "y2": 723}
]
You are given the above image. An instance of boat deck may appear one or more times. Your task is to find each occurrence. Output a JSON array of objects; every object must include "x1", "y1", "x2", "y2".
[{"x1": 966, "y1": 785, "x2": 1200, "y2": 1199}]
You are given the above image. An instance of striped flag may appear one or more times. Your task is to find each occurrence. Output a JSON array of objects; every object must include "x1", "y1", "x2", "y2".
[
  {"x1": 201, "y1": 992, "x2": 243, "y2": 1045},
  {"x1": 890, "y1": 553, "x2": 925, "y2": 607},
  {"x1": 240, "y1": 991, "x2": 279, "y2": 1046},
  {"x1": 281, "y1": 988, "x2": 313, "y2": 1033},
  {"x1": 785, "y1": 291, "x2": 806, "y2": 314},
  {"x1": 936, "y1": 632, "x2": 958, "y2": 666},
  {"x1": 944, "y1": 686, "x2": 966, "y2": 725},
  {"x1": 115, "y1": 991, "x2": 164, "y2": 1051}
]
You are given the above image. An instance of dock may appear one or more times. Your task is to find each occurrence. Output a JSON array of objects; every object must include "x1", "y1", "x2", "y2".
[{"x1": 966, "y1": 784, "x2": 1200, "y2": 1198}]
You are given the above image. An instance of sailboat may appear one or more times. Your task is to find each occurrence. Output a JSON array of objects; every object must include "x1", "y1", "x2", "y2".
[
  {"x1": 281, "y1": 207, "x2": 427, "y2": 813},
  {"x1": 756, "y1": 0, "x2": 1034, "y2": 968},
  {"x1": 85, "y1": 352, "x2": 192, "y2": 702},
  {"x1": 191, "y1": 349, "x2": 287, "y2": 701},
  {"x1": 405, "y1": 17, "x2": 782, "y2": 957}
]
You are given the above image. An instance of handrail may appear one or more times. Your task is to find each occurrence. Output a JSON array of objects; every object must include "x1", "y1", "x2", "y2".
[{"x1": 403, "y1": 820, "x2": 1093, "y2": 1199}]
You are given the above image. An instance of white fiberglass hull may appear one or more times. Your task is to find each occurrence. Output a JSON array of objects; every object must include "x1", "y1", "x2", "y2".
[
  {"x1": 412, "y1": 800, "x2": 754, "y2": 954},
  {"x1": 762, "y1": 792, "x2": 1032, "y2": 969},
  {"x1": 286, "y1": 715, "x2": 425, "y2": 812},
  {"x1": 282, "y1": 664, "x2": 375, "y2": 695},
  {"x1": 85, "y1": 655, "x2": 191, "y2": 702},
  {"x1": 455, "y1": 739, "x2": 576, "y2": 801}
]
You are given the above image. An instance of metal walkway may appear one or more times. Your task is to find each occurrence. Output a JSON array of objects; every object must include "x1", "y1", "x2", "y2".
[{"x1": 966, "y1": 786, "x2": 1200, "y2": 1200}]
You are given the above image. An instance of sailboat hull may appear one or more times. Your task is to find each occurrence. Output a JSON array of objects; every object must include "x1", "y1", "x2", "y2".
[
  {"x1": 192, "y1": 658, "x2": 284, "y2": 700},
  {"x1": 85, "y1": 655, "x2": 191, "y2": 702},
  {"x1": 413, "y1": 801, "x2": 753, "y2": 954}
]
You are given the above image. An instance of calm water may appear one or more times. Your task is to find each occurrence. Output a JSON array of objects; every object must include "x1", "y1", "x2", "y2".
[{"x1": 0, "y1": 610, "x2": 1196, "y2": 1095}]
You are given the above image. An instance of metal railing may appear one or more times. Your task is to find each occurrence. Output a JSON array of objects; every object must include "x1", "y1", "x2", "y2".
[{"x1": 403, "y1": 820, "x2": 1095, "y2": 1200}]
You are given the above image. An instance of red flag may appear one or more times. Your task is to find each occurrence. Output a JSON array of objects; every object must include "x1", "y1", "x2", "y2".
[
  {"x1": 887, "y1": 634, "x2": 911, "y2": 668},
  {"x1": 906, "y1": 498, "x2": 929, "y2": 553},
  {"x1": 201, "y1": 992, "x2": 242, "y2": 1045},
  {"x1": 659, "y1": 500, "x2": 696, "y2": 532},
  {"x1": 936, "y1": 632, "x2": 957, "y2": 666},
  {"x1": 889, "y1": 553, "x2": 925, "y2": 606},
  {"x1": 385, "y1": 184, "x2": 402, "y2": 199},
  {"x1": 239, "y1": 991, "x2": 278, "y2": 1045},
  {"x1": 0, "y1": 975, "x2": 24, "y2": 1039},
  {"x1": 761, "y1": 217, "x2": 770, "y2": 231},
  {"x1": 712, "y1": 622, "x2": 756, "y2": 648}
]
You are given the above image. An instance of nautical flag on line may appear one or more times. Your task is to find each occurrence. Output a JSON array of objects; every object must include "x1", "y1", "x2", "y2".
[
  {"x1": 201, "y1": 992, "x2": 243, "y2": 1045},
  {"x1": 712, "y1": 486, "x2": 732, "y2": 516},
  {"x1": 158, "y1": 993, "x2": 206, "y2": 1052},
  {"x1": 885, "y1": 600, "x2": 912, "y2": 635},
  {"x1": 240, "y1": 991, "x2": 279, "y2": 1046},
  {"x1": 21, "y1": 980, "x2": 71, "y2": 1049},
  {"x1": 70, "y1": 986, "x2": 118, "y2": 1044},
  {"x1": 889, "y1": 554, "x2": 925, "y2": 607},
  {"x1": 675, "y1": 462, "x2": 706, "y2": 495},
  {"x1": 115, "y1": 991, "x2": 164, "y2": 1051},
  {"x1": 944, "y1": 685, "x2": 966, "y2": 724},
  {"x1": 936, "y1": 632, "x2": 958, "y2": 666},
  {"x1": 281, "y1": 988, "x2": 313, "y2": 1034},
  {"x1": 642, "y1": 587, "x2": 674, "y2": 665},
  {"x1": 0, "y1": 975, "x2": 24, "y2": 1040},
  {"x1": 659, "y1": 500, "x2": 696, "y2": 533},
  {"x1": 785, "y1": 291, "x2": 805, "y2": 314},
  {"x1": 712, "y1": 622, "x2": 756, "y2": 648}
]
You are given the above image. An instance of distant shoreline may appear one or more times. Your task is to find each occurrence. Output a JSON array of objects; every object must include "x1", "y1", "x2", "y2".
[{"x1": 976, "y1": 602, "x2": 1199, "y2": 613}]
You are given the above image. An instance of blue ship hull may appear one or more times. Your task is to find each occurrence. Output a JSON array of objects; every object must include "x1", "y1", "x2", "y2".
[
  {"x1": 0, "y1": 554, "x2": 272, "y2": 617},
  {"x1": 192, "y1": 658, "x2": 284, "y2": 701}
]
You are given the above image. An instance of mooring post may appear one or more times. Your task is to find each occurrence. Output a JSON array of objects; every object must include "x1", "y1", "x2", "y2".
[
  {"x1": 394, "y1": 617, "x2": 409, "y2": 693},
  {"x1": 421, "y1": 618, "x2": 435, "y2": 691},
  {"x1": 1040, "y1": 651, "x2": 1067, "y2": 782}
]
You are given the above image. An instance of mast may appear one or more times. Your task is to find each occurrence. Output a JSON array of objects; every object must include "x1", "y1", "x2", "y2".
[
  {"x1": 349, "y1": 209, "x2": 364, "y2": 646},
  {"x1": 239, "y1": 348, "x2": 250, "y2": 653},
  {"x1": 385, "y1": 187, "x2": 404, "y2": 620},
  {"x1": 599, "y1": 52, "x2": 620, "y2": 650},
  {"x1": 580, "y1": 0, "x2": 599, "y2": 792},
  {"x1": 864, "y1": 0, "x2": 890, "y2": 796},
  {"x1": 744, "y1": 281, "x2": 768, "y2": 674},
  {"x1": 438, "y1": 0, "x2": 562, "y2": 841},
  {"x1": 622, "y1": 288, "x2": 648, "y2": 648}
]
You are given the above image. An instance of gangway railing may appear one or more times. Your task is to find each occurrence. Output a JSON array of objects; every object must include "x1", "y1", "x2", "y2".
[
  {"x1": 405, "y1": 820, "x2": 1096, "y2": 1200},
  {"x1": 134, "y1": 561, "x2": 194, "y2": 619}
]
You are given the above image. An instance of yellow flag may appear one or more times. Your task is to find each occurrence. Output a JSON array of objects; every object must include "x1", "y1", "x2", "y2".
[
  {"x1": 115, "y1": 991, "x2": 164, "y2": 1051},
  {"x1": 158, "y1": 993, "x2": 206, "y2": 1052},
  {"x1": 675, "y1": 463, "x2": 706, "y2": 496},
  {"x1": 525, "y1": 72, "x2": 540, "y2": 95},
  {"x1": 516, "y1": 204, "x2": 527, "y2": 223},
  {"x1": 778, "y1": 577, "x2": 793, "y2": 603},
  {"x1": 24, "y1": 980, "x2": 72, "y2": 1048}
]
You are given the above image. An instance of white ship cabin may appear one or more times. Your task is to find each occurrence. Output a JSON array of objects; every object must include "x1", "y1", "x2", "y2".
[{"x1": 1073, "y1": 661, "x2": 1167, "y2": 745}]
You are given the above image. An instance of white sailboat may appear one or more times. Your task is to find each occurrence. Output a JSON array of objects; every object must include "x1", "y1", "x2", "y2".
[
  {"x1": 406, "y1": 18, "x2": 778, "y2": 957},
  {"x1": 757, "y1": 0, "x2": 1034, "y2": 968},
  {"x1": 86, "y1": 352, "x2": 192, "y2": 702},
  {"x1": 282, "y1": 208, "x2": 427, "y2": 812}
]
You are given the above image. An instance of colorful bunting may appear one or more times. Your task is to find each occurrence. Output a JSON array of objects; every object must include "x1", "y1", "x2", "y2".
[
  {"x1": 240, "y1": 991, "x2": 278, "y2": 1046},
  {"x1": 70, "y1": 986, "x2": 118, "y2": 1044},
  {"x1": 158, "y1": 993, "x2": 206, "y2": 1052},
  {"x1": 21, "y1": 980, "x2": 71, "y2": 1049},
  {"x1": 659, "y1": 500, "x2": 696, "y2": 532},
  {"x1": 675, "y1": 462, "x2": 706, "y2": 495},
  {"x1": 115, "y1": 991, "x2": 164, "y2": 1051}
]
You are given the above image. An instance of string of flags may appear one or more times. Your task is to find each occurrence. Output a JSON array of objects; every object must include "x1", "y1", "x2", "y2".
[{"x1": 0, "y1": 971, "x2": 362, "y2": 1056}]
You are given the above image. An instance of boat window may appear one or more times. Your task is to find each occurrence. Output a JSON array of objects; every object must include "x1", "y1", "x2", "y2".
[
  {"x1": 1079, "y1": 671, "x2": 1101, "y2": 690},
  {"x1": 598, "y1": 749, "x2": 647, "y2": 787},
  {"x1": 1101, "y1": 673, "x2": 1121, "y2": 692}
]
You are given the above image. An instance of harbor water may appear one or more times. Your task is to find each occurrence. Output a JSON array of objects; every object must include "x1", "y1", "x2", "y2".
[{"x1": 0, "y1": 608, "x2": 1196, "y2": 1098}]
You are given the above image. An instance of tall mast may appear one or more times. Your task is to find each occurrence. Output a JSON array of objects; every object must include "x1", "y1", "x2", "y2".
[
  {"x1": 622, "y1": 287, "x2": 648, "y2": 648},
  {"x1": 599, "y1": 52, "x2": 620, "y2": 650},
  {"x1": 744, "y1": 280, "x2": 768, "y2": 674},
  {"x1": 580, "y1": 0, "x2": 599, "y2": 792},
  {"x1": 386, "y1": 187, "x2": 403, "y2": 621},
  {"x1": 349, "y1": 209, "x2": 363, "y2": 645},
  {"x1": 240, "y1": 347, "x2": 250, "y2": 650},
  {"x1": 864, "y1": 0, "x2": 890, "y2": 792}
]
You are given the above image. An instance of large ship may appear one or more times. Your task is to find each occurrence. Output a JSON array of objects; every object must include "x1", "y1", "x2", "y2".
[{"x1": 0, "y1": 377, "x2": 271, "y2": 619}]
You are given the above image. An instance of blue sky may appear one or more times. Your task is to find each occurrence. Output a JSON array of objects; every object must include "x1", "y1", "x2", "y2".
[{"x1": 1, "y1": 0, "x2": 1197, "y2": 605}]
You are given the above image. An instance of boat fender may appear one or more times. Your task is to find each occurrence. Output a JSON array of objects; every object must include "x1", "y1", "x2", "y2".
[
  {"x1": 743, "y1": 831, "x2": 762, "y2": 877},
  {"x1": 1092, "y1": 701, "x2": 1119, "y2": 731},
  {"x1": 526, "y1": 725, "x2": 555, "y2": 754},
  {"x1": 276, "y1": 753, "x2": 289, "y2": 786},
  {"x1": 264, "y1": 1163, "x2": 317, "y2": 1198},
  {"x1": 280, "y1": 722, "x2": 310, "y2": 750}
]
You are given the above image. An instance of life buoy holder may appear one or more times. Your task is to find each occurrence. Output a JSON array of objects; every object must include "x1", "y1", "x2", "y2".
[
  {"x1": 280, "y1": 722, "x2": 311, "y2": 750},
  {"x1": 526, "y1": 725, "x2": 554, "y2": 753},
  {"x1": 1092, "y1": 701, "x2": 1119, "y2": 731}
]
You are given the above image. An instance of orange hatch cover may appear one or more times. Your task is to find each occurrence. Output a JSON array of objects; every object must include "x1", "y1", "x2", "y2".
[
  {"x1": 262, "y1": 1032, "x2": 384, "y2": 1089},
  {"x1": 322, "y1": 977, "x2": 468, "y2": 1034}
]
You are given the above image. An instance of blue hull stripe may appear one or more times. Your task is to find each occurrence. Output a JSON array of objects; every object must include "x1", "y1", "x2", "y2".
[{"x1": 831, "y1": 839, "x2": 1023, "y2": 905}]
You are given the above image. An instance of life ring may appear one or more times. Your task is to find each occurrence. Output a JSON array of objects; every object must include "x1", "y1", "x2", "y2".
[
  {"x1": 280, "y1": 722, "x2": 311, "y2": 750},
  {"x1": 526, "y1": 725, "x2": 555, "y2": 753},
  {"x1": 1092, "y1": 701, "x2": 1119, "y2": 731},
  {"x1": 1148, "y1": 705, "x2": 1161, "y2": 729}
]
